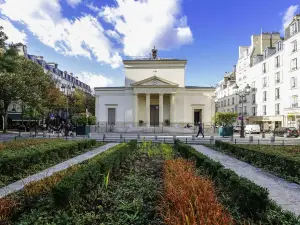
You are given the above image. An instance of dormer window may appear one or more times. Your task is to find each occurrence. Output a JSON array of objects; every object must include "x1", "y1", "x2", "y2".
[{"x1": 290, "y1": 22, "x2": 298, "y2": 36}]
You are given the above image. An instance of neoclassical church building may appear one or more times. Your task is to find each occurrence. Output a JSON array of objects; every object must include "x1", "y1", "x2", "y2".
[{"x1": 95, "y1": 48, "x2": 215, "y2": 131}]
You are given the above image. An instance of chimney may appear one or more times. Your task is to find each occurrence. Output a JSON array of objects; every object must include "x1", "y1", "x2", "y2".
[
  {"x1": 47, "y1": 62, "x2": 58, "y2": 69},
  {"x1": 70, "y1": 73, "x2": 73, "y2": 76},
  {"x1": 37, "y1": 56, "x2": 44, "y2": 60}
]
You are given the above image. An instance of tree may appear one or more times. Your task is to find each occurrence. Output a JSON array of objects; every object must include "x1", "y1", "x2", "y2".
[
  {"x1": 212, "y1": 112, "x2": 238, "y2": 127},
  {"x1": 68, "y1": 89, "x2": 95, "y2": 116}
]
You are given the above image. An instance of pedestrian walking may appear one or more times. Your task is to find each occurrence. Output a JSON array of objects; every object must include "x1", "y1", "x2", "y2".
[{"x1": 196, "y1": 122, "x2": 204, "y2": 138}]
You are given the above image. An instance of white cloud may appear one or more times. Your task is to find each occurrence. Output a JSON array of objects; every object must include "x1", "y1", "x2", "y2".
[
  {"x1": 66, "y1": 0, "x2": 82, "y2": 8},
  {"x1": 86, "y1": 2, "x2": 100, "y2": 12},
  {"x1": 76, "y1": 72, "x2": 114, "y2": 89},
  {"x1": 0, "y1": 0, "x2": 122, "y2": 68},
  {"x1": 99, "y1": 0, "x2": 193, "y2": 56},
  {"x1": 0, "y1": 17, "x2": 27, "y2": 44},
  {"x1": 282, "y1": 5, "x2": 299, "y2": 30}
]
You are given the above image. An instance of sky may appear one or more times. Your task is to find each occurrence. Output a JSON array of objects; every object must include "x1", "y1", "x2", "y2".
[{"x1": 0, "y1": 0, "x2": 299, "y2": 89}]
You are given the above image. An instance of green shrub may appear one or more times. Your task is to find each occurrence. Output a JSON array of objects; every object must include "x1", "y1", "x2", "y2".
[
  {"x1": 0, "y1": 139, "x2": 97, "y2": 176},
  {"x1": 174, "y1": 140, "x2": 270, "y2": 220},
  {"x1": 52, "y1": 140, "x2": 136, "y2": 206},
  {"x1": 215, "y1": 141, "x2": 300, "y2": 184}
]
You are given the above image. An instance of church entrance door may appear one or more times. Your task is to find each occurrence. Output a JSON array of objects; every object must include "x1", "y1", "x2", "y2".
[{"x1": 150, "y1": 105, "x2": 159, "y2": 126}]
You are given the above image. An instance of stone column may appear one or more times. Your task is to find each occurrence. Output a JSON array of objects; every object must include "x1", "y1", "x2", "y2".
[
  {"x1": 170, "y1": 94, "x2": 176, "y2": 126},
  {"x1": 159, "y1": 94, "x2": 164, "y2": 126},
  {"x1": 146, "y1": 94, "x2": 150, "y2": 127},
  {"x1": 134, "y1": 94, "x2": 139, "y2": 126}
]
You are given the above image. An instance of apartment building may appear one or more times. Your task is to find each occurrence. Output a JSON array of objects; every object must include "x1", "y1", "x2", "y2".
[{"x1": 216, "y1": 14, "x2": 300, "y2": 130}]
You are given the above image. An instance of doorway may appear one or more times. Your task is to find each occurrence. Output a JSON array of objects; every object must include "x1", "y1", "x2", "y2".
[
  {"x1": 107, "y1": 108, "x2": 116, "y2": 125},
  {"x1": 194, "y1": 109, "x2": 202, "y2": 125},
  {"x1": 150, "y1": 105, "x2": 159, "y2": 126}
]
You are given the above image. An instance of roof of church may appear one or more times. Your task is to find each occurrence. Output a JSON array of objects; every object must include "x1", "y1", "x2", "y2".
[{"x1": 185, "y1": 86, "x2": 215, "y2": 89}]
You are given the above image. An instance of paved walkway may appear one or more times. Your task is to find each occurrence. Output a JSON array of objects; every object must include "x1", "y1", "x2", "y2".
[
  {"x1": 192, "y1": 145, "x2": 300, "y2": 216},
  {"x1": 0, "y1": 143, "x2": 118, "y2": 198}
]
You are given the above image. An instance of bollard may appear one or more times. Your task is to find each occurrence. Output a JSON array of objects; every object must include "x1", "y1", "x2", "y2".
[
  {"x1": 123, "y1": 137, "x2": 125, "y2": 143},
  {"x1": 230, "y1": 136, "x2": 233, "y2": 142},
  {"x1": 270, "y1": 136, "x2": 275, "y2": 143},
  {"x1": 235, "y1": 139, "x2": 237, "y2": 144},
  {"x1": 164, "y1": 138, "x2": 165, "y2": 143},
  {"x1": 173, "y1": 135, "x2": 176, "y2": 140},
  {"x1": 14, "y1": 136, "x2": 17, "y2": 141},
  {"x1": 155, "y1": 135, "x2": 158, "y2": 140},
  {"x1": 258, "y1": 139, "x2": 260, "y2": 145},
  {"x1": 282, "y1": 140, "x2": 284, "y2": 146},
  {"x1": 262, "y1": 132, "x2": 265, "y2": 138},
  {"x1": 186, "y1": 138, "x2": 187, "y2": 144},
  {"x1": 192, "y1": 135, "x2": 195, "y2": 140},
  {"x1": 137, "y1": 134, "x2": 140, "y2": 140},
  {"x1": 120, "y1": 134, "x2": 122, "y2": 139},
  {"x1": 210, "y1": 136, "x2": 214, "y2": 145},
  {"x1": 249, "y1": 136, "x2": 253, "y2": 143},
  {"x1": 43, "y1": 131, "x2": 46, "y2": 137},
  {"x1": 18, "y1": 131, "x2": 21, "y2": 137}
]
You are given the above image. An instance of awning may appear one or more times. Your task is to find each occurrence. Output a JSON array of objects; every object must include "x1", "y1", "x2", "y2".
[{"x1": 248, "y1": 116, "x2": 284, "y2": 122}]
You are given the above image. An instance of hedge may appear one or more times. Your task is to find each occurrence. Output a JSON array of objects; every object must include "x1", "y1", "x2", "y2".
[
  {"x1": 0, "y1": 139, "x2": 97, "y2": 176},
  {"x1": 215, "y1": 140, "x2": 300, "y2": 184},
  {"x1": 52, "y1": 140, "x2": 137, "y2": 206},
  {"x1": 174, "y1": 140, "x2": 270, "y2": 220}
]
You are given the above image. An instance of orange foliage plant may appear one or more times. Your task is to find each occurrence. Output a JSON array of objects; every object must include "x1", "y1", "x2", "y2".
[
  {"x1": 0, "y1": 198, "x2": 19, "y2": 222},
  {"x1": 161, "y1": 158, "x2": 234, "y2": 225}
]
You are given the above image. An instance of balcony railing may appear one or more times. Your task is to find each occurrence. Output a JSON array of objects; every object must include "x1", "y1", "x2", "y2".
[
  {"x1": 275, "y1": 95, "x2": 280, "y2": 100},
  {"x1": 262, "y1": 69, "x2": 266, "y2": 74},
  {"x1": 263, "y1": 98, "x2": 267, "y2": 102},
  {"x1": 275, "y1": 64, "x2": 280, "y2": 68},
  {"x1": 275, "y1": 111, "x2": 280, "y2": 115},
  {"x1": 292, "y1": 103, "x2": 299, "y2": 108},
  {"x1": 276, "y1": 79, "x2": 280, "y2": 84}
]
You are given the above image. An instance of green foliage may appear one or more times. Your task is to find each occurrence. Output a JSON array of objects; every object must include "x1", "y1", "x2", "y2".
[
  {"x1": 72, "y1": 113, "x2": 96, "y2": 125},
  {"x1": 215, "y1": 140, "x2": 300, "y2": 184},
  {"x1": 0, "y1": 139, "x2": 98, "y2": 186},
  {"x1": 212, "y1": 112, "x2": 238, "y2": 126},
  {"x1": 174, "y1": 140, "x2": 270, "y2": 221},
  {"x1": 52, "y1": 141, "x2": 137, "y2": 206}
]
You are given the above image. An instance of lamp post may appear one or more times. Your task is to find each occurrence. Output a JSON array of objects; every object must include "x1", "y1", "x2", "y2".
[
  {"x1": 233, "y1": 83, "x2": 251, "y2": 138},
  {"x1": 61, "y1": 83, "x2": 75, "y2": 122}
]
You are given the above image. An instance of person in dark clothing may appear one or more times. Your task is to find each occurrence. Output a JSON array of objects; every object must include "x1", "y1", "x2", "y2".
[{"x1": 196, "y1": 122, "x2": 204, "y2": 138}]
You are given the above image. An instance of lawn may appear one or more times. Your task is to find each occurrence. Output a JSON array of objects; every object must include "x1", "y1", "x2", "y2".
[
  {"x1": 212, "y1": 140, "x2": 300, "y2": 184},
  {"x1": 0, "y1": 138, "x2": 102, "y2": 187},
  {"x1": 1, "y1": 140, "x2": 299, "y2": 225}
]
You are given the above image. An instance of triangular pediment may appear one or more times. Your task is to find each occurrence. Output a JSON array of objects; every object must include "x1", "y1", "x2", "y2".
[{"x1": 131, "y1": 76, "x2": 178, "y2": 87}]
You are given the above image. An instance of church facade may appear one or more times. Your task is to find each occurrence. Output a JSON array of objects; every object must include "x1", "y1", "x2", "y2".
[{"x1": 95, "y1": 48, "x2": 215, "y2": 131}]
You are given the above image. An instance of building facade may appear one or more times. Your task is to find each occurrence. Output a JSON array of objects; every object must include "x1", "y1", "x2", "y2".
[
  {"x1": 95, "y1": 48, "x2": 215, "y2": 131},
  {"x1": 216, "y1": 14, "x2": 300, "y2": 130}
]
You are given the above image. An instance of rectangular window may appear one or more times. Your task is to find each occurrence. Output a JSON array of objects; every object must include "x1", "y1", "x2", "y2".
[
  {"x1": 292, "y1": 95, "x2": 298, "y2": 108},
  {"x1": 263, "y1": 91, "x2": 267, "y2": 102},
  {"x1": 263, "y1": 77, "x2": 267, "y2": 88},
  {"x1": 275, "y1": 56, "x2": 280, "y2": 68},
  {"x1": 252, "y1": 107, "x2": 256, "y2": 116},
  {"x1": 228, "y1": 99, "x2": 230, "y2": 106},
  {"x1": 290, "y1": 22, "x2": 298, "y2": 36},
  {"x1": 291, "y1": 58, "x2": 298, "y2": 70},
  {"x1": 291, "y1": 77, "x2": 297, "y2": 88},
  {"x1": 252, "y1": 94, "x2": 256, "y2": 104},
  {"x1": 224, "y1": 100, "x2": 226, "y2": 106},
  {"x1": 263, "y1": 105, "x2": 267, "y2": 115},
  {"x1": 292, "y1": 40, "x2": 297, "y2": 52},
  {"x1": 275, "y1": 103, "x2": 280, "y2": 115},
  {"x1": 232, "y1": 108, "x2": 234, "y2": 112},
  {"x1": 277, "y1": 41, "x2": 282, "y2": 51},
  {"x1": 239, "y1": 107, "x2": 242, "y2": 114},
  {"x1": 275, "y1": 72, "x2": 280, "y2": 84},
  {"x1": 232, "y1": 97, "x2": 234, "y2": 105},
  {"x1": 275, "y1": 88, "x2": 280, "y2": 100},
  {"x1": 262, "y1": 63, "x2": 266, "y2": 73},
  {"x1": 244, "y1": 106, "x2": 247, "y2": 115},
  {"x1": 221, "y1": 101, "x2": 223, "y2": 107}
]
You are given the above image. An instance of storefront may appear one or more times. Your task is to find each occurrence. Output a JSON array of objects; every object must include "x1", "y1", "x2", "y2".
[
  {"x1": 248, "y1": 116, "x2": 284, "y2": 131},
  {"x1": 285, "y1": 112, "x2": 300, "y2": 129}
]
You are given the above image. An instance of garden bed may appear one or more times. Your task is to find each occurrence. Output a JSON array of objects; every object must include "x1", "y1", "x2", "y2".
[
  {"x1": 212, "y1": 140, "x2": 300, "y2": 184},
  {"x1": 0, "y1": 139, "x2": 101, "y2": 187},
  {"x1": 1, "y1": 141, "x2": 299, "y2": 225}
]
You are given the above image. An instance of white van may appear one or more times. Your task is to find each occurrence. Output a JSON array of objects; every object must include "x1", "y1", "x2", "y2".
[{"x1": 245, "y1": 124, "x2": 261, "y2": 134}]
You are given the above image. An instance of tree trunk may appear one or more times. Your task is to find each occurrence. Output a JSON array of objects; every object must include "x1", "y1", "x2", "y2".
[{"x1": 3, "y1": 108, "x2": 8, "y2": 133}]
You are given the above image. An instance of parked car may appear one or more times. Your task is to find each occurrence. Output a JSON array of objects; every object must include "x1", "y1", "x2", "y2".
[
  {"x1": 274, "y1": 127, "x2": 299, "y2": 138},
  {"x1": 233, "y1": 126, "x2": 242, "y2": 133},
  {"x1": 245, "y1": 124, "x2": 261, "y2": 134}
]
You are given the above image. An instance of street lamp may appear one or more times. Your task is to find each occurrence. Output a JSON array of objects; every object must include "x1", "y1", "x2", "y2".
[
  {"x1": 233, "y1": 83, "x2": 251, "y2": 138},
  {"x1": 61, "y1": 83, "x2": 75, "y2": 121}
]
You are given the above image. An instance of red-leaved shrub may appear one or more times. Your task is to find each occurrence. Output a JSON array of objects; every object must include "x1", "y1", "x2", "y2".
[{"x1": 161, "y1": 158, "x2": 234, "y2": 225}]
